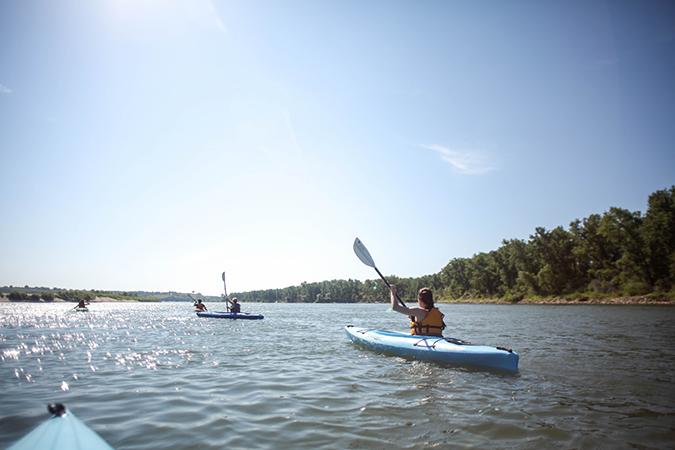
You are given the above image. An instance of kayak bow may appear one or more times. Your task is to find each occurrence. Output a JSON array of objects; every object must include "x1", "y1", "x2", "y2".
[{"x1": 8, "y1": 403, "x2": 115, "y2": 450}]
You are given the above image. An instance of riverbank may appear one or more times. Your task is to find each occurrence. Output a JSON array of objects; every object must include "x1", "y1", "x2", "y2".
[
  {"x1": 0, "y1": 296, "x2": 144, "y2": 303},
  {"x1": 439, "y1": 295, "x2": 675, "y2": 305}
]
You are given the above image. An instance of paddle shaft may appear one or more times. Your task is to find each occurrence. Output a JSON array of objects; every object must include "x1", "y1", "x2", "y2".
[
  {"x1": 222, "y1": 272, "x2": 230, "y2": 312},
  {"x1": 373, "y1": 266, "x2": 406, "y2": 308},
  {"x1": 188, "y1": 293, "x2": 200, "y2": 307}
]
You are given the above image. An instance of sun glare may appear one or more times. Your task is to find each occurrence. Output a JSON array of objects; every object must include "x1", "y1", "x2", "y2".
[{"x1": 108, "y1": 0, "x2": 225, "y2": 33}]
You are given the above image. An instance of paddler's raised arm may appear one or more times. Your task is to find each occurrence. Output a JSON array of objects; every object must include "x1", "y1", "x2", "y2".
[{"x1": 389, "y1": 285, "x2": 427, "y2": 321}]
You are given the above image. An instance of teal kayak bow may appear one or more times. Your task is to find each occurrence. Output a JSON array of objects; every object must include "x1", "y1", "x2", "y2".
[{"x1": 8, "y1": 404, "x2": 115, "y2": 450}]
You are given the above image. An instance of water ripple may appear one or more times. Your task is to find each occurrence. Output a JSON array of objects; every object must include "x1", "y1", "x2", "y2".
[{"x1": 1, "y1": 303, "x2": 674, "y2": 449}]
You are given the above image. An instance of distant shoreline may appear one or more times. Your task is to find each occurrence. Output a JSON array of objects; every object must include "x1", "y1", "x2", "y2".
[{"x1": 0, "y1": 296, "x2": 145, "y2": 303}]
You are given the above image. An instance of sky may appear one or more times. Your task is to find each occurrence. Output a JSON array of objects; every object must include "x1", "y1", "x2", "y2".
[{"x1": 1, "y1": 0, "x2": 674, "y2": 296}]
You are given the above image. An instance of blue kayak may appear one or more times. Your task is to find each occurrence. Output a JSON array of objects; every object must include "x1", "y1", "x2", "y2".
[
  {"x1": 345, "y1": 325, "x2": 519, "y2": 372},
  {"x1": 197, "y1": 311, "x2": 264, "y2": 320},
  {"x1": 8, "y1": 404, "x2": 115, "y2": 450}
]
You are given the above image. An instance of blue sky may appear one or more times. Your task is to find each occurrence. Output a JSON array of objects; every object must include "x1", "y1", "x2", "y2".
[{"x1": 1, "y1": 0, "x2": 673, "y2": 296}]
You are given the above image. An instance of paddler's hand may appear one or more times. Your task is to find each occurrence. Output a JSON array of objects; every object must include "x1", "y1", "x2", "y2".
[{"x1": 389, "y1": 284, "x2": 407, "y2": 313}]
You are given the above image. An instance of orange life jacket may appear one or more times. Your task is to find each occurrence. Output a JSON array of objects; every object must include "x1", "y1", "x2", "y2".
[{"x1": 410, "y1": 307, "x2": 445, "y2": 336}]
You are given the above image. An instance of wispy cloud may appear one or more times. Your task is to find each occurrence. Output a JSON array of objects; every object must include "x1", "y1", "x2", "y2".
[
  {"x1": 0, "y1": 84, "x2": 12, "y2": 94},
  {"x1": 421, "y1": 144, "x2": 495, "y2": 175},
  {"x1": 186, "y1": 0, "x2": 226, "y2": 33}
]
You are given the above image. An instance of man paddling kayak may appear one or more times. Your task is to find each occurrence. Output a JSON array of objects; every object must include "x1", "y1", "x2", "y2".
[
  {"x1": 76, "y1": 299, "x2": 90, "y2": 309},
  {"x1": 226, "y1": 297, "x2": 241, "y2": 313},
  {"x1": 194, "y1": 299, "x2": 207, "y2": 312},
  {"x1": 389, "y1": 285, "x2": 446, "y2": 337}
]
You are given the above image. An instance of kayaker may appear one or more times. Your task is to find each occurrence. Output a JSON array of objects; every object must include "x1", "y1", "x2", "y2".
[
  {"x1": 76, "y1": 299, "x2": 90, "y2": 308},
  {"x1": 195, "y1": 299, "x2": 207, "y2": 312},
  {"x1": 227, "y1": 297, "x2": 241, "y2": 313},
  {"x1": 389, "y1": 285, "x2": 445, "y2": 337}
]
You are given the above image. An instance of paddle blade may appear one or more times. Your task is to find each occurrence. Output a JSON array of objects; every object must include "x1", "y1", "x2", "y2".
[
  {"x1": 222, "y1": 272, "x2": 228, "y2": 297},
  {"x1": 353, "y1": 238, "x2": 376, "y2": 268}
]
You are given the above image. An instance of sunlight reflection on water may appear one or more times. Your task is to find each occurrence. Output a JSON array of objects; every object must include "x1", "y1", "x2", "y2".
[{"x1": 1, "y1": 302, "x2": 674, "y2": 449}]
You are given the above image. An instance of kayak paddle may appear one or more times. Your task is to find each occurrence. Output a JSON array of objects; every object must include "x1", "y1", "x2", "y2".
[
  {"x1": 353, "y1": 238, "x2": 406, "y2": 307},
  {"x1": 222, "y1": 271, "x2": 230, "y2": 312},
  {"x1": 188, "y1": 293, "x2": 198, "y2": 307}
]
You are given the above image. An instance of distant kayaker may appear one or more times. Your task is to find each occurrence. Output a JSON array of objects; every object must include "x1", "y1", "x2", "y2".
[
  {"x1": 195, "y1": 299, "x2": 207, "y2": 312},
  {"x1": 77, "y1": 299, "x2": 90, "y2": 308},
  {"x1": 227, "y1": 297, "x2": 241, "y2": 313},
  {"x1": 389, "y1": 285, "x2": 445, "y2": 337}
]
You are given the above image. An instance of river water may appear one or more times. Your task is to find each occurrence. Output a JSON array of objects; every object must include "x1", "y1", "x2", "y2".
[{"x1": 1, "y1": 302, "x2": 674, "y2": 449}]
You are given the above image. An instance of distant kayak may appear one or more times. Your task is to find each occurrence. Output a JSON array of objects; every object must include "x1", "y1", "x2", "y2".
[
  {"x1": 8, "y1": 403, "x2": 115, "y2": 450},
  {"x1": 197, "y1": 311, "x2": 264, "y2": 320},
  {"x1": 345, "y1": 325, "x2": 519, "y2": 372},
  {"x1": 75, "y1": 307, "x2": 89, "y2": 312}
]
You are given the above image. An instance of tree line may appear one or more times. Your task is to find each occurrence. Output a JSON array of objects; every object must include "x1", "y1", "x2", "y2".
[
  {"x1": 4, "y1": 290, "x2": 159, "y2": 302},
  {"x1": 231, "y1": 186, "x2": 675, "y2": 303}
]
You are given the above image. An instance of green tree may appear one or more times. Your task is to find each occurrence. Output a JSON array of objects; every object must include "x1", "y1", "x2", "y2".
[
  {"x1": 599, "y1": 207, "x2": 652, "y2": 292},
  {"x1": 569, "y1": 214, "x2": 621, "y2": 293},
  {"x1": 641, "y1": 186, "x2": 675, "y2": 290},
  {"x1": 8, "y1": 291, "x2": 28, "y2": 300},
  {"x1": 529, "y1": 226, "x2": 580, "y2": 295},
  {"x1": 499, "y1": 238, "x2": 541, "y2": 297},
  {"x1": 40, "y1": 291, "x2": 56, "y2": 301},
  {"x1": 467, "y1": 252, "x2": 502, "y2": 297},
  {"x1": 441, "y1": 258, "x2": 472, "y2": 298}
]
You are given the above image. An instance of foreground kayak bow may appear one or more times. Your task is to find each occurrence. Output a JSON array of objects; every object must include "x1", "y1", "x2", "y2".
[{"x1": 8, "y1": 404, "x2": 115, "y2": 450}]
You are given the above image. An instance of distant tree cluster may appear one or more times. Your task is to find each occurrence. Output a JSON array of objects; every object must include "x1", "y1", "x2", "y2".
[
  {"x1": 232, "y1": 187, "x2": 675, "y2": 303},
  {"x1": 91, "y1": 290, "x2": 139, "y2": 301},
  {"x1": 232, "y1": 279, "x2": 375, "y2": 304},
  {"x1": 8, "y1": 291, "x2": 55, "y2": 301},
  {"x1": 4, "y1": 289, "x2": 158, "y2": 302},
  {"x1": 82, "y1": 290, "x2": 159, "y2": 302},
  {"x1": 438, "y1": 186, "x2": 675, "y2": 300},
  {"x1": 54, "y1": 290, "x2": 96, "y2": 303}
]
